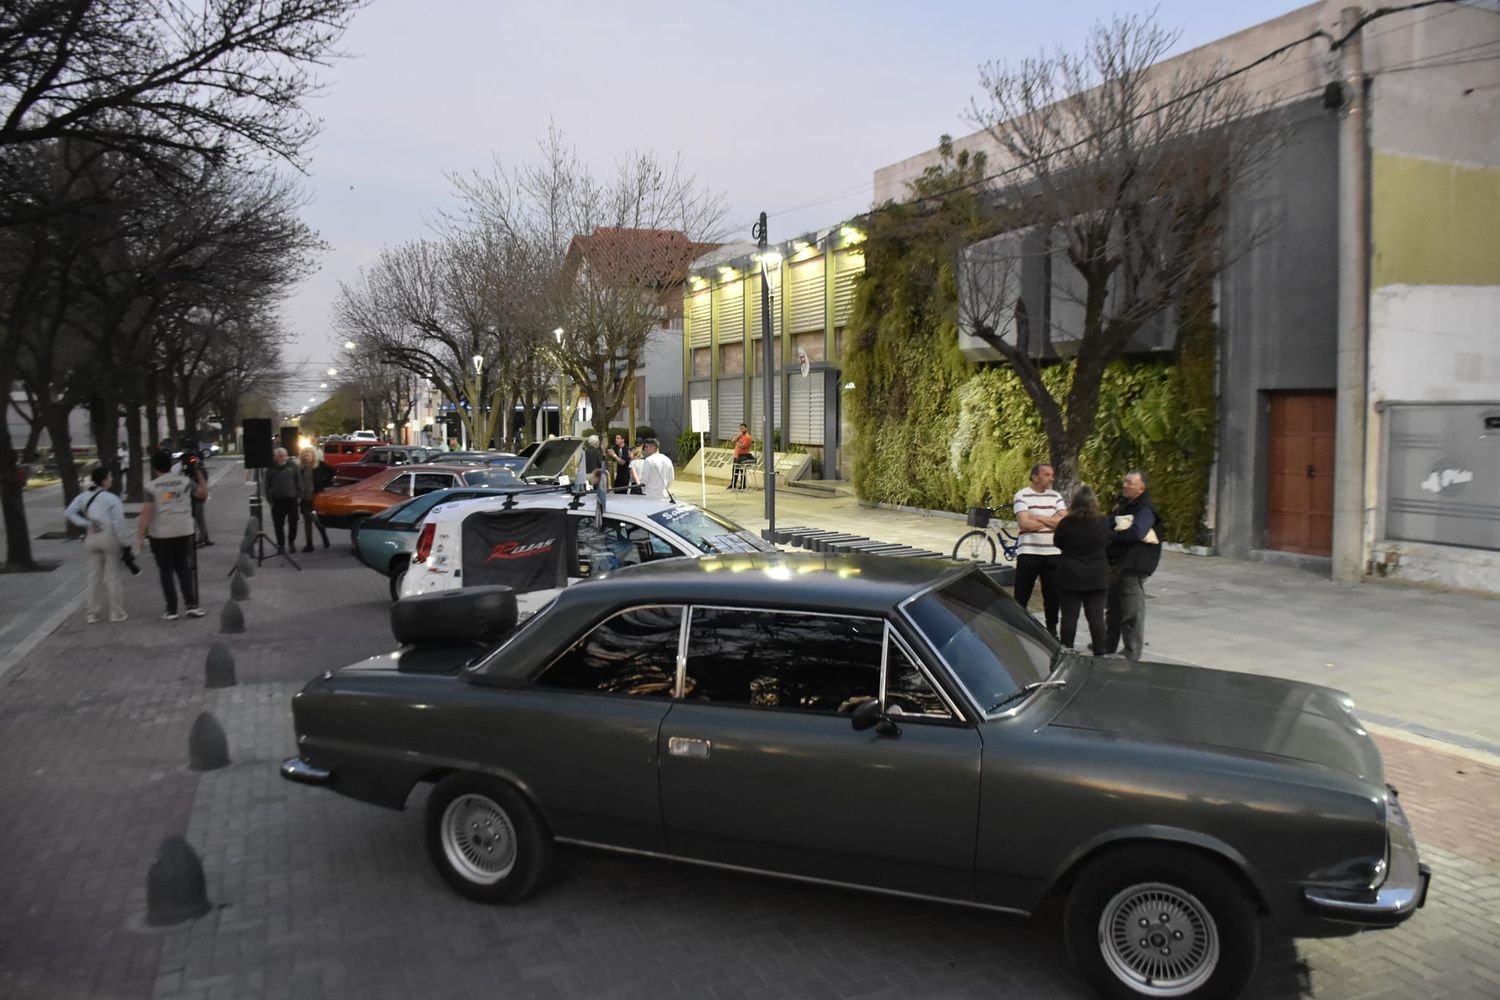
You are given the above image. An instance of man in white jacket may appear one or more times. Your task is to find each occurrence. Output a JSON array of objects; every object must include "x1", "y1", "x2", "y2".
[{"x1": 65, "y1": 466, "x2": 134, "y2": 623}]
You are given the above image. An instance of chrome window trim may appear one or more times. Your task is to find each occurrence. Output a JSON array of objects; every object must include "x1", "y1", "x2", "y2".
[
  {"x1": 554, "y1": 837, "x2": 1029, "y2": 917},
  {"x1": 531, "y1": 603, "x2": 687, "y2": 697},
  {"x1": 683, "y1": 604, "x2": 885, "y2": 713},
  {"x1": 882, "y1": 623, "x2": 961, "y2": 722},
  {"x1": 896, "y1": 578, "x2": 1051, "y2": 722}
]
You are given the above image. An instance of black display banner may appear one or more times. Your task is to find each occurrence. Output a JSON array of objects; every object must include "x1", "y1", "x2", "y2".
[{"x1": 461, "y1": 509, "x2": 573, "y2": 592}]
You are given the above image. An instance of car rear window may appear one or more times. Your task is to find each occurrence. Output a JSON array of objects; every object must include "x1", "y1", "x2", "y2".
[
  {"x1": 461, "y1": 468, "x2": 523, "y2": 488},
  {"x1": 648, "y1": 506, "x2": 776, "y2": 555},
  {"x1": 904, "y1": 572, "x2": 1056, "y2": 711}
]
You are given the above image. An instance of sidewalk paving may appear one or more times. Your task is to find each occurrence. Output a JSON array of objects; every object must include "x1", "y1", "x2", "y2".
[{"x1": 0, "y1": 470, "x2": 1497, "y2": 999}]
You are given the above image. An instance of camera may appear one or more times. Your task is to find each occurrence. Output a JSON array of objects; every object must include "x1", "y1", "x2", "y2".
[
  {"x1": 120, "y1": 545, "x2": 142, "y2": 576},
  {"x1": 179, "y1": 447, "x2": 205, "y2": 482}
]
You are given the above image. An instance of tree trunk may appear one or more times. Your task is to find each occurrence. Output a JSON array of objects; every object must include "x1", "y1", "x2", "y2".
[
  {"x1": 0, "y1": 417, "x2": 37, "y2": 569},
  {"x1": 124, "y1": 409, "x2": 145, "y2": 503},
  {"x1": 145, "y1": 371, "x2": 160, "y2": 452},
  {"x1": 45, "y1": 402, "x2": 83, "y2": 534}
]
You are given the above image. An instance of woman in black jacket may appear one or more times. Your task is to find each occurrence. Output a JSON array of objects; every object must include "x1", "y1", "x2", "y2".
[{"x1": 1053, "y1": 485, "x2": 1112, "y2": 655}]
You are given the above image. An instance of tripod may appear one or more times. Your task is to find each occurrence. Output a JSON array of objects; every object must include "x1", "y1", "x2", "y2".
[{"x1": 237, "y1": 472, "x2": 301, "y2": 571}]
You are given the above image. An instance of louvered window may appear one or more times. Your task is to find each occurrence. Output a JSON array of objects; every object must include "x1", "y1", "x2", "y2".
[{"x1": 788, "y1": 259, "x2": 825, "y2": 334}]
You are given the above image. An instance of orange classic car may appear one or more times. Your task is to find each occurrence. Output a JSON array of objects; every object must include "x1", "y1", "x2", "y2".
[{"x1": 312, "y1": 463, "x2": 523, "y2": 529}]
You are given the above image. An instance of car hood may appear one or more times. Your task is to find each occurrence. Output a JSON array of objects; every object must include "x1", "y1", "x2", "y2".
[
  {"x1": 519, "y1": 437, "x2": 582, "y2": 480},
  {"x1": 1050, "y1": 658, "x2": 1383, "y2": 783}
]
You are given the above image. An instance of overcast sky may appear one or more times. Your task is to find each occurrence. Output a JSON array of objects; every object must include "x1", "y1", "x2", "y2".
[{"x1": 280, "y1": 0, "x2": 1305, "y2": 405}]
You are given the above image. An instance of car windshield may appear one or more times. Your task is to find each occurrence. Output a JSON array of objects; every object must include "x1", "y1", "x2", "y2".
[
  {"x1": 904, "y1": 572, "x2": 1058, "y2": 714},
  {"x1": 647, "y1": 506, "x2": 777, "y2": 554},
  {"x1": 461, "y1": 468, "x2": 523, "y2": 488}
]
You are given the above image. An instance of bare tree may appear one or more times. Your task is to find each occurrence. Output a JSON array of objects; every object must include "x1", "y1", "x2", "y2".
[{"x1": 959, "y1": 14, "x2": 1278, "y2": 492}]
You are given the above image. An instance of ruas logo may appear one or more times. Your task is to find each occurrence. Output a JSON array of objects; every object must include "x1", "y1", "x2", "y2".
[{"x1": 486, "y1": 538, "x2": 555, "y2": 562}]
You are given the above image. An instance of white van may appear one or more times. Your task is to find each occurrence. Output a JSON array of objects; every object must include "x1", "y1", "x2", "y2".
[{"x1": 400, "y1": 490, "x2": 775, "y2": 614}]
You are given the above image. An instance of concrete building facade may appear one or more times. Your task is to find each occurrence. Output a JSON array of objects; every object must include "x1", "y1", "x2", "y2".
[{"x1": 873, "y1": 0, "x2": 1500, "y2": 592}]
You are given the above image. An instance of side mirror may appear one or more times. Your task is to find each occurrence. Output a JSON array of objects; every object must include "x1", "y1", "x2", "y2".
[{"x1": 850, "y1": 698, "x2": 901, "y2": 737}]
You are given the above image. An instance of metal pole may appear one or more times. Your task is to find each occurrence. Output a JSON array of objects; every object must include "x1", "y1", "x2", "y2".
[
  {"x1": 756, "y1": 212, "x2": 776, "y2": 539},
  {"x1": 1332, "y1": 6, "x2": 1369, "y2": 582}
]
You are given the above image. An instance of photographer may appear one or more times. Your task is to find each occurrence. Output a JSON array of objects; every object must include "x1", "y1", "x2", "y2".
[
  {"x1": 137, "y1": 450, "x2": 208, "y2": 621},
  {"x1": 64, "y1": 466, "x2": 136, "y2": 624},
  {"x1": 179, "y1": 439, "x2": 212, "y2": 547}
]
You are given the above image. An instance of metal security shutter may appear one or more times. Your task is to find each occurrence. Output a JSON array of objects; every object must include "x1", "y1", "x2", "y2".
[
  {"x1": 687, "y1": 291, "x2": 711, "y2": 348},
  {"x1": 749, "y1": 375, "x2": 782, "y2": 435},
  {"x1": 716, "y1": 377, "x2": 744, "y2": 435},
  {"x1": 833, "y1": 251, "x2": 863, "y2": 327},
  {"x1": 715, "y1": 283, "x2": 744, "y2": 343},
  {"x1": 746, "y1": 273, "x2": 782, "y2": 339},
  {"x1": 688, "y1": 379, "x2": 711, "y2": 435},
  {"x1": 789, "y1": 371, "x2": 824, "y2": 445},
  {"x1": 788, "y1": 258, "x2": 825, "y2": 334}
]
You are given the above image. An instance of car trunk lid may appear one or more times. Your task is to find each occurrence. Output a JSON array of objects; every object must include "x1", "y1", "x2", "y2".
[{"x1": 1050, "y1": 658, "x2": 1383, "y2": 783}]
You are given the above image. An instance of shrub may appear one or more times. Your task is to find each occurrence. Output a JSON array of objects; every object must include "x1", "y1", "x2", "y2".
[{"x1": 676, "y1": 430, "x2": 701, "y2": 463}]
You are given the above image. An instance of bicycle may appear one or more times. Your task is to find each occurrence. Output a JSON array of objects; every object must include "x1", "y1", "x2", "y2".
[{"x1": 952, "y1": 505, "x2": 1019, "y2": 563}]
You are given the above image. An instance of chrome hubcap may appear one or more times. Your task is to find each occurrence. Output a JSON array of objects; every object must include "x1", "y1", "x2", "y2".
[
  {"x1": 441, "y1": 793, "x2": 517, "y2": 884},
  {"x1": 1099, "y1": 882, "x2": 1219, "y2": 997}
]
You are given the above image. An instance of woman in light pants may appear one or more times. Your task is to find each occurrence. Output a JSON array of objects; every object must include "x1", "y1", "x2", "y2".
[{"x1": 65, "y1": 467, "x2": 133, "y2": 623}]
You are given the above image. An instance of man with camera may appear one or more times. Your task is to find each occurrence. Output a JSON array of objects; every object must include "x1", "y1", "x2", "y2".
[
  {"x1": 136, "y1": 450, "x2": 208, "y2": 620},
  {"x1": 65, "y1": 466, "x2": 138, "y2": 624},
  {"x1": 177, "y1": 438, "x2": 212, "y2": 547}
]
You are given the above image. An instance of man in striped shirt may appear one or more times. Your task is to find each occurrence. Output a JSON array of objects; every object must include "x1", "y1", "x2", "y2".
[{"x1": 1012, "y1": 463, "x2": 1066, "y2": 636}]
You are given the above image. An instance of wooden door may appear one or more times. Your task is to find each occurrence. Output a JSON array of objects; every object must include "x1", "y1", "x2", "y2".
[{"x1": 1267, "y1": 393, "x2": 1335, "y2": 555}]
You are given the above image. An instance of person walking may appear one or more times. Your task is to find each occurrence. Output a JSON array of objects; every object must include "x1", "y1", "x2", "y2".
[
  {"x1": 1105, "y1": 469, "x2": 1164, "y2": 660},
  {"x1": 1012, "y1": 463, "x2": 1066, "y2": 636},
  {"x1": 136, "y1": 450, "x2": 208, "y2": 620},
  {"x1": 632, "y1": 438, "x2": 675, "y2": 501},
  {"x1": 262, "y1": 447, "x2": 302, "y2": 553},
  {"x1": 729, "y1": 423, "x2": 755, "y2": 491},
  {"x1": 606, "y1": 433, "x2": 633, "y2": 494},
  {"x1": 65, "y1": 466, "x2": 135, "y2": 624},
  {"x1": 1053, "y1": 486, "x2": 1112, "y2": 655},
  {"x1": 298, "y1": 447, "x2": 332, "y2": 551}
]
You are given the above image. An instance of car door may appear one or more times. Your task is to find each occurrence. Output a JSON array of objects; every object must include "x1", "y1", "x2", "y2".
[
  {"x1": 509, "y1": 605, "x2": 683, "y2": 851},
  {"x1": 657, "y1": 607, "x2": 983, "y2": 900}
]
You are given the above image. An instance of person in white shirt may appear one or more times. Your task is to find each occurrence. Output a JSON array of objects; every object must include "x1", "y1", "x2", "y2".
[
  {"x1": 64, "y1": 467, "x2": 134, "y2": 623},
  {"x1": 632, "y1": 438, "x2": 675, "y2": 502},
  {"x1": 1012, "y1": 462, "x2": 1067, "y2": 636}
]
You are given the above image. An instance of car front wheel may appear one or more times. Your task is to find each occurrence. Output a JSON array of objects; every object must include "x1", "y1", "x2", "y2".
[
  {"x1": 424, "y1": 773, "x2": 553, "y2": 903},
  {"x1": 1064, "y1": 847, "x2": 1258, "y2": 1000}
]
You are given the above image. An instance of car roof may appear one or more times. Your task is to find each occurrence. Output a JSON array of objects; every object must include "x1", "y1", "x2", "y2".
[
  {"x1": 469, "y1": 554, "x2": 974, "y2": 685},
  {"x1": 423, "y1": 489, "x2": 691, "y2": 522}
]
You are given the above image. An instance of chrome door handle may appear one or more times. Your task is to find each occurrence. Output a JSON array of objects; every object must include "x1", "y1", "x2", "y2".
[{"x1": 667, "y1": 737, "x2": 711, "y2": 759}]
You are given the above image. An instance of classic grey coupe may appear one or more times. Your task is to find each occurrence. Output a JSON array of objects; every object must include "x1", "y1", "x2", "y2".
[{"x1": 281, "y1": 554, "x2": 1428, "y2": 1000}]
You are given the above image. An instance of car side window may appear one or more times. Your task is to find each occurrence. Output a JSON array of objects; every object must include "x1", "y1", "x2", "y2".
[
  {"x1": 368, "y1": 449, "x2": 388, "y2": 464},
  {"x1": 413, "y1": 473, "x2": 453, "y2": 495},
  {"x1": 537, "y1": 606, "x2": 682, "y2": 698},
  {"x1": 885, "y1": 635, "x2": 953, "y2": 719},
  {"x1": 382, "y1": 474, "x2": 411, "y2": 496},
  {"x1": 683, "y1": 608, "x2": 881, "y2": 714}
]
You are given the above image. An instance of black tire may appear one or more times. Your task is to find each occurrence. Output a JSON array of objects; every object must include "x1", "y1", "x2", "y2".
[
  {"x1": 952, "y1": 530, "x2": 997, "y2": 563},
  {"x1": 1064, "y1": 846, "x2": 1259, "y2": 1000},
  {"x1": 424, "y1": 773, "x2": 553, "y2": 904},
  {"x1": 388, "y1": 558, "x2": 408, "y2": 602}
]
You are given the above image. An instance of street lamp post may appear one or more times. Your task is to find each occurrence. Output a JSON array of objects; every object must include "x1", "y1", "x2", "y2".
[
  {"x1": 469, "y1": 354, "x2": 484, "y2": 450},
  {"x1": 552, "y1": 328, "x2": 565, "y2": 437}
]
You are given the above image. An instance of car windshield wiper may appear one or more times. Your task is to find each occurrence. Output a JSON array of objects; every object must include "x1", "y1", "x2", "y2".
[{"x1": 988, "y1": 679, "x2": 1067, "y2": 714}]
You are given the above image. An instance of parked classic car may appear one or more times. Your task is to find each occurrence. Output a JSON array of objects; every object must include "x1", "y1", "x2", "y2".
[
  {"x1": 313, "y1": 464, "x2": 524, "y2": 529},
  {"x1": 330, "y1": 445, "x2": 444, "y2": 486},
  {"x1": 352, "y1": 485, "x2": 549, "y2": 600},
  {"x1": 282, "y1": 554, "x2": 1428, "y2": 1000}
]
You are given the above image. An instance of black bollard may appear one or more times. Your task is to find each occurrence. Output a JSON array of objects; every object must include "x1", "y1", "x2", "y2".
[
  {"x1": 235, "y1": 552, "x2": 255, "y2": 578},
  {"x1": 204, "y1": 642, "x2": 236, "y2": 689},
  {"x1": 188, "y1": 711, "x2": 230, "y2": 771},
  {"x1": 229, "y1": 571, "x2": 250, "y2": 602},
  {"x1": 146, "y1": 835, "x2": 212, "y2": 926},
  {"x1": 219, "y1": 599, "x2": 245, "y2": 635}
]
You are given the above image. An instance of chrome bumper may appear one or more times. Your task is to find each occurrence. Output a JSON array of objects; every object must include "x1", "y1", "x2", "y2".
[
  {"x1": 280, "y1": 756, "x2": 332, "y2": 787},
  {"x1": 1304, "y1": 796, "x2": 1430, "y2": 925}
]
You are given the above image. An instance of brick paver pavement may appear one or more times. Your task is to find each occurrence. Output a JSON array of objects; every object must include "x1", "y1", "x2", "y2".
[{"x1": 1, "y1": 471, "x2": 1498, "y2": 999}]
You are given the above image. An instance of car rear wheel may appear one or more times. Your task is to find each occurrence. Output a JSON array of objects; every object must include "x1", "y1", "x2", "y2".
[
  {"x1": 388, "y1": 558, "x2": 408, "y2": 601},
  {"x1": 424, "y1": 773, "x2": 552, "y2": 904},
  {"x1": 1064, "y1": 847, "x2": 1258, "y2": 1000}
]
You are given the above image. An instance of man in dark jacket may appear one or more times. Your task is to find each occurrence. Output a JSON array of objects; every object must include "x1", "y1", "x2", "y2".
[
  {"x1": 1105, "y1": 468, "x2": 1163, "y2": 660},
  {"x1": 262, "y1": 447, "x2": 302, "y2": 553}
]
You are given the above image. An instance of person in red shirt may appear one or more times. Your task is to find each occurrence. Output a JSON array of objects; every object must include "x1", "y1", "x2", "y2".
[{"x1": 730, "y1": 423, "x2": 755, "y2": 491}]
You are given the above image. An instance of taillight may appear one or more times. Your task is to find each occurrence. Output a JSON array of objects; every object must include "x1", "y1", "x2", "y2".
[{"x1": 414, "y1": 523, "x2": 436, "y2": 563}]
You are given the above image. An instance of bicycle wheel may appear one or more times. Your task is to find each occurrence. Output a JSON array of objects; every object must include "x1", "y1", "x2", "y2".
[{"x1": 952, "y1": 530, "x2": 997, "y2": 563}]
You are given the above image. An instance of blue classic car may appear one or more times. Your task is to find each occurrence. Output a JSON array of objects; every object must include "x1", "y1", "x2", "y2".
[{"x1": 282, "y1": 554, "x2": 1428, "y2": 1000}]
